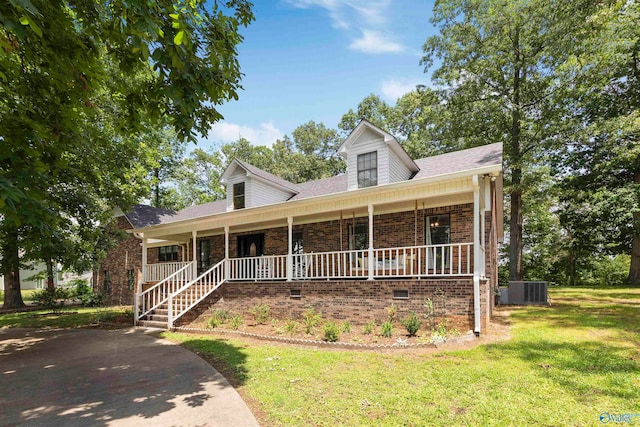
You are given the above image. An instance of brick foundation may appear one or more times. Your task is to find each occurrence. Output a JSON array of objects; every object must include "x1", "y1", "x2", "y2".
[{"x1": 179, "y1": 277, "x2": 490, "y2": 333}]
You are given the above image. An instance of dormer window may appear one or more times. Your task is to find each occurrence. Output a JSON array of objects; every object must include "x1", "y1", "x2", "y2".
[
  {"x1": 357, "y1": 151, "x2": 378, "y2": 188},
  {"x1": 233, "y1": 182, "x2": 245, "y2": 209}
]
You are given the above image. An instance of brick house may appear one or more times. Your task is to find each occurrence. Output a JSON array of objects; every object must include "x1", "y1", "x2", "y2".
[{"x1": 97, "y1": 120, "x2": 504, "y2": 334}]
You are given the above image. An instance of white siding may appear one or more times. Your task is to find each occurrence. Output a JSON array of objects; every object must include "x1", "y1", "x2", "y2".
[
  {"x1": 388, "y1": 149, "x2": 413, "y2": 183},
  {"x1": 346, "y1": 131, "x2": 388, "y2": 190},
  {"x1": 251, "y1": 178, "x2": 293, "y2": 207}
]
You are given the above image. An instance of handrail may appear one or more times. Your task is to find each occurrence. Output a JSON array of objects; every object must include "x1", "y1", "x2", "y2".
[
  {"x1": 168, "y1": 259, "x2": 227, "y2": 328},
  {"x1": 136, "y1": 261, "x2": 195, "y2": 321},
  {"x1": 145, "y1": 261, "x2": 191, "y2": 283}
]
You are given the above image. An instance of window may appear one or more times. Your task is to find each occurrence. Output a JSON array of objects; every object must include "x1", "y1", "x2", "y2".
[
  {"x1": 127, "y1": 269, "x2": 135, "y2": 291},
  {"x1": 426, "y1": 214, "x2": 451, "y2": 268},
  {"x1": 357, "y1": 151, "x2": 378, "y2": 188},
  {"x1": 292, "y1": 232, "x2": 303, "y2": 255},
  {"x1": 349, "y1": 223, "x2": 368, "y2": 250},
  {"x1": 393, "y1": 289, "x2": 409, "y2": 299},
  {"x1": 233, "y1": 182, "x2": 245, "y2": 209},
  {"x1": 103, "y1": 270, "x2": 111, "y2": 292},
  {"x1": 158, "y1": 245, "x2": 179, "y2": 262},
  {"x1": 199, "y1": 240, "x2": 211, "y2": 272}
]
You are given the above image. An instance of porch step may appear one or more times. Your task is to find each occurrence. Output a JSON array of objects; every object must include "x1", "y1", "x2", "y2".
[
  {"x1": 137, "y1": 320, "x2": 168, "y2": 329},
  {"x1": 147, "y1": 313, "x2": 168, "y2": 322}
]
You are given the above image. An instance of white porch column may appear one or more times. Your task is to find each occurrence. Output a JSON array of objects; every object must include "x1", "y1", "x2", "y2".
[
  {"x1": 368, "y1": 204, "x2": 374, "y2": 281},
  {"x1": 192, "y1": 230, "x2": 197, "y2": 278},
  {"x1": 224, "y1": 225, "x2": 229, "y2": 280},
  {"x1": 287, "y1": 217, "x2": 293, "y2": 282},
  {"x1": 141, "y1": 235, "x2": 148, "y2": 283},
  {"x1": 472, "y1": 175, "x2": 481, "y2": 335}
]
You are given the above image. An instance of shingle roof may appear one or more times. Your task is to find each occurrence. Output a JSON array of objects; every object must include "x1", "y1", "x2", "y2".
[
  {"x1": 124, "y1": 204, "x2": 176, "y2": 228},
  {"x1": 130, "y1": 143, "x2": 502, "y2": 228},
  {"x1": 413, "y1": 143, "x2": 502, "y2": 179},
  {"x1": 290, "y1": 175, "x2": 347, "y2": 200},
  {"x1": 234, "y1": 159, "x2": 299, "y2": 193}
]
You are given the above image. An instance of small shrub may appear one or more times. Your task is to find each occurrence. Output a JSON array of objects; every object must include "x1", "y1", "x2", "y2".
[
  {"x1": 322, "y1": 321, "x2": 340, "y2": 342},
  {"x1": 284, "y1": 319, "x2": 300, "y2": 334},
  {"x1": 206, "y1": 316, "x2": 221, "y2": 329},
  {"x1": 33, "y1": 288, "x2": 70, "y2": 313},
  {"x1": 341, "y1": 320, "x2": 352, "y2": 333},
  {"x1": 363, "y1": 321, "x2": 376, "y2": 335},
  {"x1": 249, "y1": 304, "x2": 270, "y2": 325},
  {"x1": 212, "y1": 308, "x2": 230, "y2": 323},
  {"x1": 69, "y1": 279, "x2": 91, "y2": 298},
  {"x1": 380, "y1": 320, "x2": 393, "y2": 338},
  {"x1": 229, "y1": 314, "x2": 243, "y2": 330},
  {"x1": 402, "y1": 312, "x2": 421, "y2": 337},
  {"x1": 80, "y1": 291, "x2": 104, "y2": 307},
  {"x1": 424, "y1": 298, "x2": 434, "y2": 329},
  {"x1": 387, "y1": 303, "x2": 398, "y2": 323},
  {"x1": 302, "y1": 307, "x2": 322, "y2": 334}
]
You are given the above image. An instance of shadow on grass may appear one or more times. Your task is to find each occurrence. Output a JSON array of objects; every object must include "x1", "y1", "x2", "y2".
[
  {"x1": 172, "y1": 337, "x2": 250, "y2": 388},
  {"x1": 497, "y1": 338, "x2": 639, "y2": 400}
]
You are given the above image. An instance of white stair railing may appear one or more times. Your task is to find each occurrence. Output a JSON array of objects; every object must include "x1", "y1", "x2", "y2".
[
  {"x1": 136, "y1": 261, "x2": 195, "y2": 321},
  {"x1": 168, "y1": 259, "x2": 227, "y2": 328}
]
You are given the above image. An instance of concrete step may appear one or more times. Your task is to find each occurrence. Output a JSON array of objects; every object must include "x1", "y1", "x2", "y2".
[
  {"x1": 154, "y1": 308, "x2": 169, "y2": 316},
  {"x1": 148, "y1": 314, "x2": 168, "y2": 322},
  {"x1": 138, "y1": 320, "x2": 168, "y2": 329}
]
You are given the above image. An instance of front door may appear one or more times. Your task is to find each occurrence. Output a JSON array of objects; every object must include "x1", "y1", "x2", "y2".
[{"x1": 237, "y1": 234, "x2": 264, "y2": 258}]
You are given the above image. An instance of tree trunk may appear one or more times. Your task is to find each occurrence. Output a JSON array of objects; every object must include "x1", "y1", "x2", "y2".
[
  {"x1": 46, "y1": 258, "x2": 55, "y2": 291},
  {"x1": 628, "y1": 170, "x2": 640, "y2": 286},
  {"x1": 508, "y1": 35, "x2": 524, "y2": 282},
  {"x1": 2, "y1": 228, "x2": 26, "y2": 308}
]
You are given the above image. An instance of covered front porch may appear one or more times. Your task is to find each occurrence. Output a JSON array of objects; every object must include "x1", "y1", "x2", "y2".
[{"x1": 134, "y1": 173, "x2": 497, "y2": 331}]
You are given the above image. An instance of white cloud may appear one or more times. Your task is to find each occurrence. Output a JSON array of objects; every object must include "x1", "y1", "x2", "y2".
[
  {"x1": 286, "y1": 0, "x2": 405, "y2": 54},
  {"x1": 380, "y1": 78, "x2": 421, "y2": 102},
  {"x1": 206, "y1": 121, "x2": 283, "y2": 147},
  {"x1": 349, "y1": 30, "x2": 404, "y2": 54}
]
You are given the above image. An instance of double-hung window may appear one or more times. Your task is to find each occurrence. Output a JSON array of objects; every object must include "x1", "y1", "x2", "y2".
[
  {"x1": 357, "y1": 151, "x2": 378, "y2": 188},
  {"x1": 158, "y1": 245, "x2": 179, "y2": 262},
  {"x1": 233, "y1": 182, "x2": 245, "y2": 209}
]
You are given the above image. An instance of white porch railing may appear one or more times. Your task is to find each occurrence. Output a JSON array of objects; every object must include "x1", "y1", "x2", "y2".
[
  {"x1": 136, "y1": 261, "x2": 195, "y2": 321},
  {"x1": 145, "y1": 261, "x2": 192, "y2": 283},
  {"x1": 373, "y1": 243, "x2": 472, "y2": 278},
  {"x1": 228, "y1": 255, "x2": 287, "y2": 281},
  {"x1": 168, "y1": 259, "x2": 227, "y2": 328},
  {"x1": 293, "y1": 249, "x2": 368, "y2": 279}
]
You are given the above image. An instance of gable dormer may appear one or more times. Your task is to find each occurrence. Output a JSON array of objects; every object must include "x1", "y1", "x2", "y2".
[
  {"x1": 220, "y1": 159, "x2": 298, "y2": 211},
  {"x1": 338, "y1": 120, "x2": 419, "y2": 191}
]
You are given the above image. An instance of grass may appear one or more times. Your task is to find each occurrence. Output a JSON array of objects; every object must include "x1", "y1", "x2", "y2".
[
  {"x1": 0, "y1": 289, "x2": 39, "y2": 302},
  {"x1": 162, "y1": 286, "x2": 640, "y2": 426},
  {"x1": 0, "y1": 307, "x2": 133, "y2": 329}
]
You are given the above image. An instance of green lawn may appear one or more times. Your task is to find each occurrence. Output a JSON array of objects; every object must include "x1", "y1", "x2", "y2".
[
  {"x1": 0, "y1": 289, "x2": 40, "y2": 302},
  {"x1": 163, "y1": 287, "x2": 640, "y2": 426},
  {"x1": 0, "y1": 307, "x2": 133, "y2": 329}
]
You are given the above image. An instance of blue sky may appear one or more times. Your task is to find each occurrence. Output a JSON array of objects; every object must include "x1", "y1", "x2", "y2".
[{"x1": 200, "y1": 0, "x2": 437, "y2": 149}]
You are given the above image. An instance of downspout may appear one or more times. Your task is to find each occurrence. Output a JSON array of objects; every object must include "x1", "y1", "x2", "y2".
[
  {"x1": 473, "y1": 175, "x2": 481, "y2": 336},
  {"x1": 287, "y1": 217, "x2": 293, "y2": 281}
]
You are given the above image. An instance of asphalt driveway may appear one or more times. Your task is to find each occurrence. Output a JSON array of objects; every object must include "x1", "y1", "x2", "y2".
[{"x1": 0, "y1": 327, "x2": 259, "y2": 426}]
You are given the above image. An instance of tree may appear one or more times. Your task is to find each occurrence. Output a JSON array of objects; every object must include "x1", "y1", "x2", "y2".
[
  {"x1": 0, "y1": 1, "x2": 254, "y2": 307},
  {"x1": 421, "y1": 0, "x2": 601, "y2": 281},
  {"x1": 148, "y1": 128, "x2": 187, "y2": 209},
  {"x1": 172, "y1": 147, "x2": 226, "y2": 208},
  {"x1": 552, "y1": 0, "x2": 639, "y2": 286}
]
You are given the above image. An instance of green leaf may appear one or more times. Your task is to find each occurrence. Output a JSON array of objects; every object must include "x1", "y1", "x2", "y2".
[
  {"x1": 174, "y1": 30, "x2": 184, "y2": 45},
  {"x1": 19, "y1": 16, "x2": 29, "y2": 25}
]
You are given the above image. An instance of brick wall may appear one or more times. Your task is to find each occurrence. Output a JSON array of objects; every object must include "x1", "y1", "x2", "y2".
[
  {"x1": 179, "y1": 277, "x2": 491, "y2": 332},
  {"x1": 193, "y1": 203, "x2": 475, "y2": 258},
  {"x1": 92, "y1": 216, "x2": 141, "y2": 305}
]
